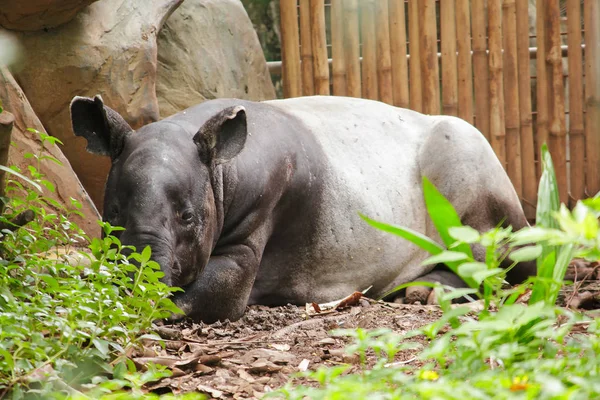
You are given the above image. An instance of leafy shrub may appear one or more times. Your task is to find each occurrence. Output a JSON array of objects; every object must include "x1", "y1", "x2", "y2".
[{"x1": 0, "y1": 130, "x2": 198, "y2": 398}]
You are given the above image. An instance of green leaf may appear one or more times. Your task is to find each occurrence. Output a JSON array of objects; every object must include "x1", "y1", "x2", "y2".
[
  {"x1": 421, "y1": 251, "x2": 470, "y2": 266},
  {"x1": 0, "y1": 165, "x2": 42, "y2": 192},
  {"x1": 509, "y1": 245, "x2": 543, "y2": 262},
  {"x1": 448, "y1": 226, "x2": 481, "y2": 243},
  {"x1": 360, "y1": 213, "x2": 444, "y2": 256},
  {"x1": 422, "y1": 176, "x2": 473, "y2": 259},
  {"x1": 92, "y1": 338, "x2": 110, "y2": 356}
]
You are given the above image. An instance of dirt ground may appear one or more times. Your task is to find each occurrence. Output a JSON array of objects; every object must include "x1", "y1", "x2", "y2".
[{"x1": 135, "y1": 264, "x2": 600, "y2": 400}]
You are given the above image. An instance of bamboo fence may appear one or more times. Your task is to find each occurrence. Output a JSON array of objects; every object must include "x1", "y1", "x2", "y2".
[{"x1": 278, "y1": 0, "x2": 599, "y2": 216}]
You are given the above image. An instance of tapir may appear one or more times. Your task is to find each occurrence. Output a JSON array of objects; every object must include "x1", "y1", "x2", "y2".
[{"x1": 70, "y1": 95, "x2": 536, "y2": 322}]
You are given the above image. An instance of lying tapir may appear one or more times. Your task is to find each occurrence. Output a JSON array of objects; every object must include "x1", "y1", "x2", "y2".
[{"x1": 70, "y1": 95, "x2": 536, "y2": 322}]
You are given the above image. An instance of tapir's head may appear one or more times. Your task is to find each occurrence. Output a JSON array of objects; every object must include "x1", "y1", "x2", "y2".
[{"x1": 70, "y1": 95, "x2": 247, "y2": 287}]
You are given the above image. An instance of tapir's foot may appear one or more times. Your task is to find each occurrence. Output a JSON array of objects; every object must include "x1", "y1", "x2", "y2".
[{"x1": 399, "y1": 268, "x2": 469, "y2": 305}]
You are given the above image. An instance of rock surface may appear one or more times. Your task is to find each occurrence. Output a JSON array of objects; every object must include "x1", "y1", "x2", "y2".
[
  {"x1": 0, "y1": 0, "x2": 99, "y2": 31},
  {"x1": 10, "y1": 0, "x2": 275, "y2": 213},
  {"x1": 0, "y1": 67, "x2": 101, "y2": 236},
  {"x1": 10, "y1": 0, "x2": 183, "y2": 212},
  {"x1": 156, "y1": 0, "x2": 276, "y2": 118}
]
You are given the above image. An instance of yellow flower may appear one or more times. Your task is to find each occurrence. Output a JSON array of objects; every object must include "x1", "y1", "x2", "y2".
[
  {"x1": 419, "y1": 370, "x2": 440, "y2": 381},
  {"x1": 510, "y1": 375, "x2": 531, "y2": 391}
]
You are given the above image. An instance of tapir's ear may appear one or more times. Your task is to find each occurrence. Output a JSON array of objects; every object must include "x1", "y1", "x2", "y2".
[
  {"x1": 193, "y1": 105, "x2": 247, "y2": 165},
  {"x1": 70, "y1": 95, "x2": 134, "y2": 160}
]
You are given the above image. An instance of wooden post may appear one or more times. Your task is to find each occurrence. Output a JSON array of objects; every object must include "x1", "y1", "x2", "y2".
[
  {"x1": 535, "y1": 0, "x2": 550, "y2": 179},
  {"x1": 310, "y1": 0, "x2": 329, "y2": 95},
  {"x1": 375, "y1": 0, "x2": 393, "y2": 104},
  {"x1": 280, "y1": 0, "x2": 301, "y2": 98},
  {"x1": 441, "y1": 0, "x2": 458, "y2": 116},
  {"x1": 488, "y1": 0, "x2": 506, "y2": 166},
  {"x1": 585, "y1": 0, "x2": 600, "y2": 196},
  {"x1": 331, "y1": 0, "x2": 346, "y2": 96},
  {"x1": 418, "y1": 0, "x2": 440, "y2": 115},
  {"x1": 361, "y1": 0, "x2": 378, "y2": 100},
  {"x1": 456, "y1": 0, "x2": 474, "y2": 124},
  {"x1": 472, "y1": 0, "x2": 490, "y2": 141},
  {"x1": 545, "y1": 0, "x2": 568, "y2": 204},
  {"x1": 503, "y1": 0, "x2": 522, "y2": 198},
  {"x1": 408, "y1": 0, "x2": 422, "y2": 112},
  {"x1": 299, "y1": 0, "x2": 314, "y2": 96},
  {"x1": 516, "y1": 0, "x2": 537, "y2": 218},
  {"x1": 0, "y1": 111, "x2": 14, "y2": 202},
  {"x1": 389, "y1": 0, "x2": 409, "y2": 108},
  {"x1": 566, "y1": 0, "x2": 585, "y2": 205},
  {"x1": 344, "y1": 0, "x2": 361, "y2": 98}
]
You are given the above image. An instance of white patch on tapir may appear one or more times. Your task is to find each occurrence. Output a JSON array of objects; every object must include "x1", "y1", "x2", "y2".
[{"x1": 262, "y1": 96, "x2": 522, "y2": 301}]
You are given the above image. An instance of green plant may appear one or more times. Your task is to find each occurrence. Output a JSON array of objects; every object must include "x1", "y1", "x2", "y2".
[{"x1": 0, "y1": 130, "x2": 196, "y2": 398}]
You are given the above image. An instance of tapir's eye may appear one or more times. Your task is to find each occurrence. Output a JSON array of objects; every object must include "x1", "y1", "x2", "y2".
[{"x1": 181, "y1": 210, "x2": 194, "y2": 222}]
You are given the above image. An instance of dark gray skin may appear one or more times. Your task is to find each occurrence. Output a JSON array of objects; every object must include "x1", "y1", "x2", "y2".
[{"x1": 70, "y1": 95, "x2": 536, "y2": 322}]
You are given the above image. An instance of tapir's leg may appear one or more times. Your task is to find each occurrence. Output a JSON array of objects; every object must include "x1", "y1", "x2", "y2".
[{"x1": 171, "y1": 246, "x2": 260, "y2": 323}]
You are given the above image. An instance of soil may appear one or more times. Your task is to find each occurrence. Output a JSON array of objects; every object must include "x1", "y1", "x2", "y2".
[{"x1": 137, "y1": 266, "x2": 600, "y2": 400}]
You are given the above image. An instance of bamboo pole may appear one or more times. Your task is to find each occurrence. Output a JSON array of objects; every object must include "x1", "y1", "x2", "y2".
[
  {"x1": 456, "y1": 0, "x2": 474, "y2": 124},
  {"x1": 389, "y1": 0, "x2": 409, "y2": 108},
  {"x1": 567, "y1": 0, "x2": 585, "y2": 205},
  {"x1": 502, "y1": 0, "x2": 522, "y2": 198},
  {"x1": 441, "y1": 0, "x2": 458, "y2": 116},
  {"x1": 299, "y1": 0, "x2": 314, "y2": 96},
  {"x1": 360, "y1": 0, "x2": 378, "y2": 100},
  {"x1": 331, "y1": 0, "x2": 346, "y2": 96},
  {"x1": 408, "y1": 0, "x2": 422, "y2": 112},
  {"x1": 535, "y1": 0, "x2": 550, "y2": 179},
  {"x1": 375, "y1": 0, "x2": 393, "y2": 104},
  {"x1": 545, "y1": 0, "x2": 568, "y2": 204},
  {"x1": 516, "y1": 0, "x2": 537, "y2": 218},
  {"x1": 280, "y1": 0, "x2": 301, "y2": 98},
  {"x1": 585, "y1": 0, "x2": 600, "y2": 196},
  {"x1": 471, "y1": 0, "x2": 490, "y2": 141},
  {"x1": 418, "y1": 0, "x2": 440, "y2": 115},
  {"x1": 310, "y1": 0, "x2": 329, "y2": 95},
  {"x1": 344, "y1": 0, "x2": 361, "y2": 98},
  {"x1": 488, "y1": 0, "x2": 506, "y2": 166}
]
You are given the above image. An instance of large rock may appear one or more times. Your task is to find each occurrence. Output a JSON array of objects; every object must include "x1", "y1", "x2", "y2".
[
  {"x1": 10, "y1": 0, "x2": 275, "y2": 215},
  {"x1": 8, "y1": 0, "x2": 183, "y2": 212},
  {"x1": 0, "y1": 67, "x2": 101, "y2": 236},
  {"x1": 0, "y1": 0, "x2": 99, "y2": 31},
  {"x1": 156, "y1": 0, "x2": 276, "y2": 118}
]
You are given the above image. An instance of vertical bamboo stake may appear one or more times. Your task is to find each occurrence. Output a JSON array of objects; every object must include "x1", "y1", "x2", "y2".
[
  {"x1": 567, "y1": 0, "x2": 585, "y2": 205},
  {"x1": 344, "y1": 0, "x2": 361, "y2": 98},
  {"x1": 456, "y1": 0, "x2": 474, "y2": 124},
  {"x1": 488, "y1": 0, "x2": 506, "y2": 166},
  {"x1": 375, "y1": 0, "x2": 393, "y2": 104},
  {"x1": 280, "y1": 0, "x2": 301, "y2": 98},
  {"x1": 389, "y1": 0, "x2": 409, "y2": 108},
  {"x1": 331, "y1": 0, "x2": 346, "y2": 96},
  {"x1": 310, "y1": 0, "x2": 329, "y2": 95},
  {"x1": 441, "y1": 0, "x2": 458, "y2": 116},
  {"x1": 585, "y1": 0, "x2": 600, "y2": 196},
  {"x1": 516, "y1": 0, "x2": 536, "y2": 218},
  {"x1": 502, "y1": 0, "x2": 522, "y2": 198},
  {"x1": 418, "y1": 0, "x2": 440, "y2": 115},
  {"x1": 535, "y1": 0, "x2": 550, "y2": 179},
  {"x1": 472, "y1": 0, "x2": 490, "y2": 141},
  {"x1": 361, "y1": 0, "x2": 378, "y2": 100},
  {"x1": 545, "y1": 1, "x2": 568, "y2": 204},
  {"x1": 408, "y1": 0, "x2": 422, "y2": 112},
  {"x1": 299, "y1": 0, "x2": 314, "y2": 96}
]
